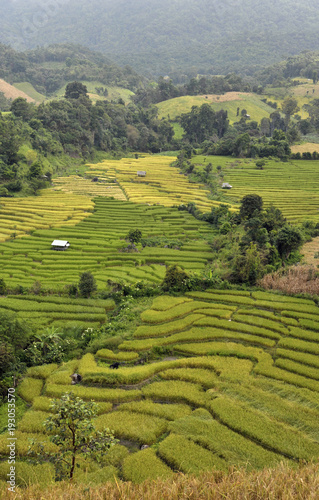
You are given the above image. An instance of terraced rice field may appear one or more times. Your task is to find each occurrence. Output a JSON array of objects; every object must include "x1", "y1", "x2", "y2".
[
  {"x1": 6, "y1": 289, "x2": 319, "y2": 483},
  {"x1": 86, "y1": 155, "x2": 233, "y2": 212},
  {"x1": 0, "y1": 295, "x2": 115, "y2": 332},
  {"x1": 219, "y1": 158, "x2": 319, "y2": 223},
  {"x1": 0, "y1": 191, "x2": 94, "y2": 242},
  {"x1": 0, "y1": 198, "x2": 214, "y2": 290},
  {"x1": 52, "y1": 175, "x2": 127, "y2": 200}
]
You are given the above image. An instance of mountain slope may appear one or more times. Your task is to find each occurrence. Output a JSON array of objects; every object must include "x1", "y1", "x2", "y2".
[{"x1": 2, "y1": 0, "x2": 319, "y2": 76}]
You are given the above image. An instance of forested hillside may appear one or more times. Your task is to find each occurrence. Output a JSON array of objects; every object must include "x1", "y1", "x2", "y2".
[{"x1": 2, "y1": 0, "x2": 319, "y2": 77}]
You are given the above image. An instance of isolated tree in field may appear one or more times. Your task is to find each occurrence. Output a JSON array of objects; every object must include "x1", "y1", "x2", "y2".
[
  {"x1": 162, "y1": 264, "x2": 188, "y2": 292},
  {"x1": 281, "y1": 97, "x2": 300, "y2": 126},
  {"x1": 28, "y1": 393, "x2": 118, "y2": 481},
  {"x1": 78, "y1": 271, "x2": 97, "y2": 297},
  {"x1": 240, "y1": 194, "x2": 263, "y2": 220},
  {"x1": 127, "y1": 229, "x2": 142, "y2": 244},
  {"x1": 65, "y1": 82, "x2": 88, "y2": 100}
]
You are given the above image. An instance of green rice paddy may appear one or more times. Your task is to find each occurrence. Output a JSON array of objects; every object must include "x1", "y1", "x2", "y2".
[{"x1": 8, "y1": 290, "x2": 319, "y2": 484}]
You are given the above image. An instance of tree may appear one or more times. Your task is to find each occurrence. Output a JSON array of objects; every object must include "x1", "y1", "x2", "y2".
[
  {"x1": 78, "y1": 271, "x2": 97, "y2": 297},
  {"x1": 64, "y1": 82, "x2": 88, "y2": 100},
  {"x1": 127, "y1": 229, "x2": 142, "y2": 244},
  {"x1": 281, "y1": 97, "x2": 300, "y2": 126},
  {"x1": 10, "y1": 97, "x2": 35, "y2": 121},
  {"x1": 162, "y1": 264, "x2": 188, "y2": 292},
  {"x1": 28, "y1": 393, "x2": 118, "y2": 481},
  {"x1": 275, "y1": 226, "x2": 303, "y2": 260},
  {"x1": 239, "y1": 194, "x2": 263, "y2": 220}
]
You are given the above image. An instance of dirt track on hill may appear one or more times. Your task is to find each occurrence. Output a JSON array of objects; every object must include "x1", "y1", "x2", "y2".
[
  {"x1": 199, "y1": 91, "x2": 251, "y2": 102},
  {"x1": 0, "y1": 79, "x2": 35, "y2": 102}
]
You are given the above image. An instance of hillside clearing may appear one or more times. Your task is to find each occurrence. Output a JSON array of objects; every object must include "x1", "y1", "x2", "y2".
[{"x1": 0, "y1": 78, "x2": 35, "y2": 102}]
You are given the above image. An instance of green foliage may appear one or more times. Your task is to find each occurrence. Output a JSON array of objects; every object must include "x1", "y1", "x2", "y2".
[
  {"x1": 119, "y1": 400, "x2": 192, "y2": 421},
  {"x1": 78, "y1": 271, "x2": 97, "y2": 298},
  {"x1": 127, "y1": 229, "x2": 142, "y2": 244},
  {"x1": 240, "y1": 194, "x2": 263, "y2": 220},
  {"x1": 28, "y1": 392, "x2": 118, "y2": 481},
  {"x1": 0, "y1": 461, "x2": 55, "y2": 488},
  {"x1": 161, "y1": 264, "x2": 189, "y2": 292},
  {"x1": 64, "y1": 82, "x2": 88, "y2": 100}
]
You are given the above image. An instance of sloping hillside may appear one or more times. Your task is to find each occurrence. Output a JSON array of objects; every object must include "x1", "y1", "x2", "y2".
[
  {"x1": 2, "y1": 0, "x2": 319, "y2": 76},
  {"x1": 0, "y1": 78, "x2": 35, "y2": 103}
]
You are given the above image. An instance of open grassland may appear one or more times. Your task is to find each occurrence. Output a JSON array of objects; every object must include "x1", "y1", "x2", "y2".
[
  {"x1": 86, "y1": 155, "x2": 234, "y2": 212},
  {"x1": 54, "y1": 82, "x2": 134, "y2": 104},
  {"x1": 12, "y1": 83, "x2": 46, "y2": 103},
  {"x1": 291, "y1": 143, "x2": 319, "y2": 154},
  {"x1": 0, "y1": 191, "x2": 94, "y2": 242},
  {"x1": 215, "y1": 157, "x2": 319, "y2": 223},
  {"x1": 9, "y1": 289, "x2": 319, "y2": 485},
  {"x1": 0, "y1": 197, "x2": 215, "y2": 291},
  {"x1": 156, "y1": 92, "x2": 275, "y2": 124}
]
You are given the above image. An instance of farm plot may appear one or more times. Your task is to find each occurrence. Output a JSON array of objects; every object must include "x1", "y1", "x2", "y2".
[
  {"x1": 0, "y1": 191, "x2": 93, "y2": 242},
  {"x1": 0, "y1": 197, "x2": 215, "y2": 290},
  {"x1": 52, "y1": 175, "x2": 127, "y2": 201},
  {"x1": 219, "y1": 157, "x2": 319, "y2": 223},
  {"x1": 14, "y1": 288, "x2": 319, "y2": 484},
  {"x1": 0, "y1": 295, "x2": 115, "y2": 332},
  {"x1": 86, "y1": 155, "x2": 235, "y2": 213}
]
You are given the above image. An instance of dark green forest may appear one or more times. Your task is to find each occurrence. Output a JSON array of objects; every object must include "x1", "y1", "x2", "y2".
[{"x1": 2, "y1": 0, "x2": 319, "y2": 78}]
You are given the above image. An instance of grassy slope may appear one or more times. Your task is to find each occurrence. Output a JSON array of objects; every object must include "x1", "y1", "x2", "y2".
[
  {"x1": 13, "y1": 83, "x2": 46, "y2": 103},
  {"x1": 156, "y1": 93, "x2": 275, "y2": 124},
  {"x1": 53, "y1": 81, "x2": 134, "y2": 104}
]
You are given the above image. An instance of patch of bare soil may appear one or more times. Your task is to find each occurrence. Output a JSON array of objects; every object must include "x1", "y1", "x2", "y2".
[
  {"x1": 0, "y1": 79, "x2": 35, "y2": 102},
  {"x1": 199, "y1": 92, "x2": 251, "y2": 102}
]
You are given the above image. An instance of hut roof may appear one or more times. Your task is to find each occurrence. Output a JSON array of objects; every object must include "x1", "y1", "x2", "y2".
[{"x1": 51, "y1": 240, "x2": 70, "y2": 247}]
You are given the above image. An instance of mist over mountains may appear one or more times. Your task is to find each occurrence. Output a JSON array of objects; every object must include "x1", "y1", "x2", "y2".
[{"x1": 2, "y1": 0, "x2": 319, "y2": 77}]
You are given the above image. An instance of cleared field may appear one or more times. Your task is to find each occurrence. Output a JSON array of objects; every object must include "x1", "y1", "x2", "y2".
[
  {"x1": 14, "y1": 288, "x2": 319, "y2": 484},
  {"x1": 156, "y1": 92, "x2": 275, "y2": 124},
  {"x1": 13, "y1": 82, "x2": 46, "y2": 103},
  {"x1": 0, "y1": 78, "x2": 35, "y2": 102},
  {"x1": 54, "y1": 81, "x2": 134, "y2": 104},
  {"x1": 0, "y1": 197, "x2": 215, "y2": 290},
  {"x1": 291, "y1": 143, "x2": 319, "y2": 154}
]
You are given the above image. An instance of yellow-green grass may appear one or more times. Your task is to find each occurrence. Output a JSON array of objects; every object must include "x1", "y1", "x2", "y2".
[
  {"x1": 158, "y1": 433, "x2": 228, "y2": 474},
  {"x1": 86, "y1": 155, "x2": 235, "y2": 213},
  {"x1": 52, "y1": 175, "x2": 127, "y2": 200},
  {"x1": 0, "y1": 190, "x2": 93, "y2": 242},
  {"x1": 13, "y1": 82, "x2": 46, "y2": 103},
  {"x1": 54, "y1": 82, "x2": 134, "y2": 104},
  {"x1": 122, "y1": 448, "x2": 173, "y2": 483},
  {"x1": 94, "y1": 410, "x2": 168, "y2": 444},
  {"x1": 210, "y1": 395, "x2": 319, "y2": 461},
  {"x1": 168, "y1": 409, "x2": 284, "y2": 469},
  {"x1": 291, "y1": 143, "x2": 319, "y2": 154},
  {"x1": 156, "y1": 92, "x2": 274, "y2": 124},
  {"x1": 219, "y1": 157, "x2": 319, "y2": 223}
]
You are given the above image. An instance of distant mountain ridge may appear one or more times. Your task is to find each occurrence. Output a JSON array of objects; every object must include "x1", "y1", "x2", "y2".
[{"x1": 2, "y1": 0, "x2": 319, "y2": 77}]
